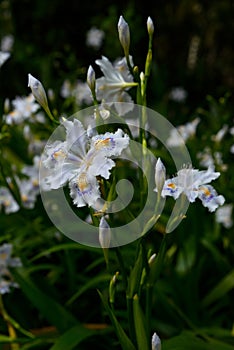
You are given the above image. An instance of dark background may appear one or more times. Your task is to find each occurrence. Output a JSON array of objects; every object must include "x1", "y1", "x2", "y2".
[{"x1": 0, "y1": 0, "x2": 233, "y2": 117}]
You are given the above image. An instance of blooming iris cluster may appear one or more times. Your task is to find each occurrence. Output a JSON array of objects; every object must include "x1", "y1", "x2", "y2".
[
  {"x1": 42, "y1": 118, "x2": 129, "y2": 208},
  {"x1": 160, "y1": 165, "x2": 225, "y2": 212},
  {"x1": 0, "y1": 243, "x2": 22, "y2": 294}
]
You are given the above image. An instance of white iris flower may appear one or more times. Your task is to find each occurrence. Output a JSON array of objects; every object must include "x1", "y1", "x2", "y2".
[
  {"x1": 0, "y1": 187, "x2": 19, "y2": 214},
  {"x1": 215, "y1": 204, "x2": 233, "y2": 228},
  {"x1": 161, "y1": 166, "x2": 225, "y2": 212},
  {"x1": 95, "y1": 56, "x2": 137, "y2": 114},
  {"x1": 43, "y1": 119, "x2": 129, "y2": 208},
  {"x1": 5, "y1": 93, "x2": 40, "y2": 125},
  {"x1": 0, "y1": 243, "x2": 22, "y2": 294}
]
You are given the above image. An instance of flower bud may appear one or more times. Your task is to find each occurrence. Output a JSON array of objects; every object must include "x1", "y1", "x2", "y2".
[
  {"x1": 148, "y1": 253, "x2": 157, "y2": 267},
  {"x1": 147, "y1": 17, "x2": 154, "y2": 37},
  {"x1": 154, "y1": 158, "x2": 166, "y2": 195},
  {"x1": 87, "y1": 65, "x2": 96, "y2": 92},
  {"x1": 109, "y1": 271, "x2": 119, "y2": 304},
  {"x1": 28, "y1": 74, "x2": 49, "y2": 111},
  {"x1": 3, "y1": 98, "x2": 10, "y2": 114},
  {"x1": 140, "y1": 71, "x2": 145, "y2": 96},
  {"x1": 118, "y1": 15, "x2": 130, "y2": 57},
  {"x1": 99, "y1": 216, "x2": 111, "y2": 249},
  {"x1": 151, "y1": 332, "x2": 161, "y2": 350}
]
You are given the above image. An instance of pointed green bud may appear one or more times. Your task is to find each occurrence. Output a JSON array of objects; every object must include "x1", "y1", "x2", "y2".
[
  {"x1": 133, "y1": 65, "x2": 139, "y2": 75},
  {"x1": 148, "y1": 253, "x2": 157, "y2": 268},
  {"x1": 109, "y1": 271, "x2": 119, "y2": 305},
  {"x1": 118, "y1": 15, "x2": 130, "y2": 57},
  {"x1": 140, "y1": 71, "x2": 145, "y2": 97},
  {"x1": 147, "y1": 17, "x2": 154, "y2": 37},
  {"x1": 28, "y1": 74, "x2": 49, "y2": 111}
]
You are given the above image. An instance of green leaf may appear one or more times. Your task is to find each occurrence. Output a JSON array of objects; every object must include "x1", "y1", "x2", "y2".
[
  {"x1": 132, "y1": 294, "x2": 149, "y2": 350},
  {"x1": 163, "y1": 331, "x2": 234, "y2": 350},
  {"x1": 66, "y1": 273, "x2": 111, "y2": 306},
  {"x1": 20, "y1": 338, "x2": 55, "y2": 349},
  {"x1": 127, "y1": 245, "x2": 144, "y2": 298},
  {"x1": 30, "y1": 243, "x2": 101, "y2": 262},
  {"x1": 202, "y1": 269, "x2": 234, "y2": 307},
  {"x1": 98, "y1": 290, "x2": 136, "y2": 350},
  {"x1": 49, "y1": 325, "x2": 98, "y2": 350},
  {"x1": 12, "y1": 269, "x2": 77, "y2": 333}
]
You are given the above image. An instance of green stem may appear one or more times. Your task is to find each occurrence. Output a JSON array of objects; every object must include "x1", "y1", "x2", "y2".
[
  {"x1": 0, "y1": 295, "x2": 35, "y2": 342},
  {"x1": 44, "y1": 106, "x2": 59, "y2": 125}
]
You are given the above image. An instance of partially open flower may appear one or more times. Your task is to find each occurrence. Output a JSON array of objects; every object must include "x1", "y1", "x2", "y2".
[{"x1": 95, "y1": 56, "x2": 137, "y2": 115}]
